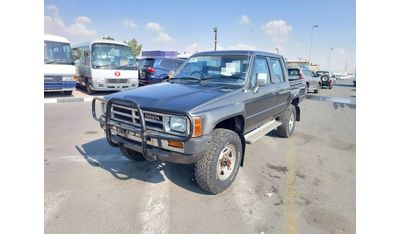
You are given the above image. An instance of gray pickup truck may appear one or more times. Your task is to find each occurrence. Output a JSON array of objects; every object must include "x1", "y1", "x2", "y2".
[{"x1": 92, "y1": 50, "x2": 305, "y2": 194}]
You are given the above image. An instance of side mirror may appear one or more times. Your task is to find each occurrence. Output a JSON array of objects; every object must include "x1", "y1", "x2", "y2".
[{"x1": 256, "y1": 73, "x2": 268, "y2": 86}]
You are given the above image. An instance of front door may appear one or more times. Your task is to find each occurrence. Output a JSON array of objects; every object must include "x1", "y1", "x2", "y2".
[{"x1": 244, "y1": 56, "x2": 277, "y2": 132}]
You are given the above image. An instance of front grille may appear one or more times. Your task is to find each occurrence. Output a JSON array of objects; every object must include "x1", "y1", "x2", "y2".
[
  {"x1": 110, "y1": 104, "x2": 164, "y2": 132},
  {"x1": 106, "y1": 79, "x2": 128, "y2": 84}
]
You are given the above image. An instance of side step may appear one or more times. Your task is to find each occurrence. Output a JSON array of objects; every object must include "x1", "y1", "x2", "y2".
[{"x1": 244, "y1": 119, "x2": 282, "y2": 144}]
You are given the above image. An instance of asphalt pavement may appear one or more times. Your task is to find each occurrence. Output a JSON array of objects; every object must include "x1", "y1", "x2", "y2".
[{"x1": 44, "y1": 79, "x2": 356, "y2": 234}]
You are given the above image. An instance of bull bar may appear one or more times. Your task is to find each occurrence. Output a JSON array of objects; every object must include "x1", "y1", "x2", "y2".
[{"x1": 92, "y1": 97, "x2": 194, "y2": 161}]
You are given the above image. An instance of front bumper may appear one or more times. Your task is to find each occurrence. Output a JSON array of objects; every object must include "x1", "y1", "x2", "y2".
[
  {"x1": 91, "y1": 82, "x2": 138, "y2": 91},
  {"x1": 44, "y1": 81, "x2": 76, "y2": 91},
  {"x1": 92, "y1": 97, "x2": 210, "y2": 163}
]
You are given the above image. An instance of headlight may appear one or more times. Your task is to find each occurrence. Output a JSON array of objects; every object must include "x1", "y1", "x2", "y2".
[
  {"x1": 169, "y1": 116, "x2": 187, "y2": 133},
  {"x1": 62, "y1": 75, "x2": 73, "y2": 81}
]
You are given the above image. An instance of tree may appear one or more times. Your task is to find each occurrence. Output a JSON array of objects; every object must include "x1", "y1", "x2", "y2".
[{"x1": 127, "y1": 38, "x2": 142, "y2": 57}]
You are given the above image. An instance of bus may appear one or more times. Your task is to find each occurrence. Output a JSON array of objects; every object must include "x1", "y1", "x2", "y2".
[
  {"x1": 72, "y1": 40, "x2": 139, "y2": 94},
  {"x1": 44, "y1": 34, "x2": 76, "y2": 95}
]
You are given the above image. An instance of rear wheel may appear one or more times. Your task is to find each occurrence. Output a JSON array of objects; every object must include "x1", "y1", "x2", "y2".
[
  {"x1": 120, "y1": 147, "x2": 145, "y2": 161},
  {"x1": 194, "y1": 129, "x2": 242, "y2": 194},
  {"x1": 277, "y1": 104, "x2": 296, "y2": 138}
]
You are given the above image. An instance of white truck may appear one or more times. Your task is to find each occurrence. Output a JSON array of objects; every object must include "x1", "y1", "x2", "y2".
[
  {"x1": 72, "y1": 40, "x2": 139, "y2": 94},
  {"x1": 44, "y1": 34, "x2": 76, "y2": 95}
]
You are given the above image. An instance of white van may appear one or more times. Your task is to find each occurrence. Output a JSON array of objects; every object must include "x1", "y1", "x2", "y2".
[
  {"x1": 44, "y1": 34, "x2": 76, "y2": 95},
  {"x1": 72, "y1": 40, "x2": 139, "y2": 94}
]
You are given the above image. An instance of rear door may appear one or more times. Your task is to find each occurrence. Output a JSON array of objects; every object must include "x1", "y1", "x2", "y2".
[
  {"x1": 267, "y1": 57, "x2": 291, "y2": 116},
  {"x1": 83, "y1": 51, "x2": 91, "y2": 83},
  {"x1": 244, "y1": 56, "x2": 277, "y2": 131},
  {"x1": 304, "y1": 68, "x2": 317, "y2": 89}
]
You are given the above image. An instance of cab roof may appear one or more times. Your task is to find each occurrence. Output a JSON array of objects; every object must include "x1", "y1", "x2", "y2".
[
  {"x1": 192, "y1": 50, "x2": 282, "y2": 59},
  {"x1": 44, "y1": 34, "x2": 70, "y2": 43},
  {"x1": 71, "y1": 39, "x2": 130, "y2": 48}
]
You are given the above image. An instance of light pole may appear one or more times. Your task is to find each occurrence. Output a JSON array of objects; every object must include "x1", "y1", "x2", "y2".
[
  {"x1": 327, "y1": 48, "x2": 334, "y2": 72},
  {"x1": 308, "y1": 25, "x2": 319, "y2": 67},
  {"x1": 275, "y1": 48, "x2": 279, "y2": 54},
  {"x1": 213, "y1": 27, "x2": 218, "y2": 51}
]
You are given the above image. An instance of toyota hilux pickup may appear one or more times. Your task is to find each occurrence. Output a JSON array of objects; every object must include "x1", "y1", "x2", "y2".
[{"x1": 92, "y1": 50, "x2": 305, "y2": 194}]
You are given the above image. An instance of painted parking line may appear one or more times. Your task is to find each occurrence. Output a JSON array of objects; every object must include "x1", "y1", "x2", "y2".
[
  {"x1": 44, "y1": 96, "x2": 99, "y2": 104},
  {"x1": 306, "y1": 95, "x2": 356, "y2": 106}
]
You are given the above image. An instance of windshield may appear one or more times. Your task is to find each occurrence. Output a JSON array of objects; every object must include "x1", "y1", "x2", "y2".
[
  {"x1": 142, "y1": 58, "x2": 155, "y2": 67},
  {"x1": 172, "y1": 54, "x2": 250, "y2": 84},
  {"x1": 44, "y1": 40, "x2": 73, "y2": 65},
  {"x1": 91, "y1": 43, "x2": 136, "y2": 70}
]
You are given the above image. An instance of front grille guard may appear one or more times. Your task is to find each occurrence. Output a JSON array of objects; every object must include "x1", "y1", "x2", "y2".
[{"x1": 92, "y1": 97, "x2": 193, "y2": 161}]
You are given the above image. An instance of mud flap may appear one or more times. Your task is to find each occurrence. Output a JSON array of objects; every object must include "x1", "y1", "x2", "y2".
[{"x1": 295, "y1": 105, "x2": 301, "y2": 121}]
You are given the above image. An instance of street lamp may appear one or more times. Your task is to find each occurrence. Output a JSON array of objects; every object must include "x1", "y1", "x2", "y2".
[
  {"x1": 308, "y1": 25, "x2": 319, "y2": 67},
  {"x1": 213, "y1": 27, "x2": 218, "y2": 51},
  {"x1": 275, "y1": 48, "x2": 279, "y2": 54}
]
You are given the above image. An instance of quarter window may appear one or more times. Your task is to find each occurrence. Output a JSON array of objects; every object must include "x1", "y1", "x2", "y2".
[{"x1": 268, "y1": 58, "x2": 284, "y2": 83}]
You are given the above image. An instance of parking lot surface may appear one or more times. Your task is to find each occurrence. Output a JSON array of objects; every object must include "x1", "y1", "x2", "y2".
[{"x1": 45, "y1": 79, "x2": 356, "y2": 234}]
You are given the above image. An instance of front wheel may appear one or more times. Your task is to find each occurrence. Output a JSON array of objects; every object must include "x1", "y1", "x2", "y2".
[
  {"x1": 85, "y1": 78, "x2": 94, "y2": 94},
  {"x1": 194, "y1": 129, "x2": 242, "y2": 194},
  {"x1": 63, "y1": 90, "x2": 73, "y2": 95},
  {"x1": 277, "y1": 104, "x2": 296, "y2": 138}
]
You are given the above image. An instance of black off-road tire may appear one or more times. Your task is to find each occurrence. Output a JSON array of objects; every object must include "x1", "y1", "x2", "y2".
[
  {"x1": 277, "y1": 104, "x2": 296, "y2": 138},
  {"x1": 120, "y1": 147, "x2": 145, "y2": 161},
  {"x1": 194, "y1": 128, "x2": 243, "y2": 194},
  {"x1": 85, "y1": 78, "x2": 94, "y2": 95},
  {"x1": 63, "y1": 90, "x2": 73, "y2": 95}
]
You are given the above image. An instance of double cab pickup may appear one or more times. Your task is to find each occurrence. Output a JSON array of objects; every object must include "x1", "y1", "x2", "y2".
[{"x1": 92, "y1": 50, "x2": 305, "y2": 194}]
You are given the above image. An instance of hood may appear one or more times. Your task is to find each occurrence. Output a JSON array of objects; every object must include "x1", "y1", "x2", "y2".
[{"x1": 105, "y1": 81, "x2": 242, "y2": 112}]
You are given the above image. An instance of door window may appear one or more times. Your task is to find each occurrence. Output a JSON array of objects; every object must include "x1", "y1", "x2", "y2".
[{"x1": 251, "y1": 57, "x2": 270, "y2": 88}]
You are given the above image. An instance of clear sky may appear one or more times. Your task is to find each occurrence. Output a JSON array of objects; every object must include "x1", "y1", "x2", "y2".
[{"x1": 44, "y1": 0, "x2": 355, "y2": 73}]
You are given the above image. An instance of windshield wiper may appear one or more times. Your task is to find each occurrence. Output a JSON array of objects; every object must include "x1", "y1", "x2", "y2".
[
  {"x1": 93, "y1": 64, "x2": 111, "y2": 68},
  {"x1": 116, "y1": 64, "x2": 133, "y2": 69},
  {"x1": 169, "y1": 77, "x2": 202, "y2": 82},
  {"x1": 44, "y1": 59, "x2": 56, "y2": 64},
  {"x1": 221, "y1": 75, "x2": 244, "y2": 80}
]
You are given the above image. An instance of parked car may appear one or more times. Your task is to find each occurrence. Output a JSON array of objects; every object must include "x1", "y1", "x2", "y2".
[
  {"x1": 316, "y1": 70, "x2": 334, "y2": 89},
  {"x1": 139, "y1": 57, "x2": 185, "y2": 85},
  {"x1": 288, "y1": 67, "x2": 321, "y2": 93},
  {"x1": 92, "y1": 50, "x2": 305, "y2": 194}
]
